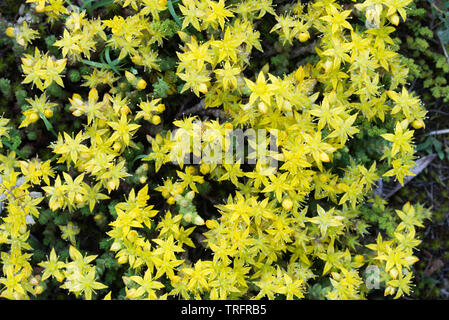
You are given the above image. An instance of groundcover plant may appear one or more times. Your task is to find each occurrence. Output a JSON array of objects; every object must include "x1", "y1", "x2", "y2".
[{"x1": 0, "y1": 0, "x2": 434, "y2": 300}]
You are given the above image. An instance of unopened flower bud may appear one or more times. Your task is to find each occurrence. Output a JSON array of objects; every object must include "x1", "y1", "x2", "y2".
[
  {"x1": 44, "y1": 109, "x2": 53, "y2": 118},
  {"x1": 127, "y1": 230, "x2": 138, "y2": 242},
  {"x1": 174, "y1": 184, "x2": 185, "y2": 195},
  {"x1": 412, "y1": 119, "x2": 424, "y2": 129},
  {"x1": 186, "y1": 166, "x2": 196, "y2": 175},
  {"x1": 390, "y1": 14, "x2": 400, "y2": 26},
  {"x1": 258, "y1": 102, "x2": 267, "y2": 114},
  {"x1": 122, "y1": 276, "x2": 131, "y2": 286},
  {"x1": 80, "y1": 152, "x2": 90, "y2": 159},
  {"x1": 30, "y1": 277, "x2": 39, "y2": 286},
  {"x1": 120, "y1": 106, "x2": 131, "y2": 115},
  {"x1": 186, "y1": 191, "x2": 195, "y2": 201},
  {"x1": 205, "y1": 219, "x2": 219, "y2": 229},
  {"x1": 111, "y1": 241, "x2": 121, "y2": 251},
  {"x1": 98, "y1": 118, "x2": 107, "y2": 128},
  {"x1": 354, "y1": 255, "x2": 364, "y2": 265},
  {"x1": 320, "y1": 152, "x2": 330, "y2": 162},
  {"x1": 136, "y1": 79, "x2": 147, "y2": 90},
  {"x1": 36, "y1": 4, "x2": 45, "y2": 13},
  {"x1": 282, "y1": 198, "x2": 293, "y2": 211},
  {"x1": 131, "y1": 55, "x2": 143, "y2": 65},
  {"x1": 19, "y1": 224, "x2": 27, "y2": 234},
  {"x1": 167, "y1": 196, "x2": 175, "y2": 205},
  {"x1": 193, "y1": 215, "x2": 205, "y2": 225},
  {"x1": 125, "y1": 71, "x2": 136, "y2": 84},
  {"x1": 139, "y1": 176, "x2": 147, "y2": 184},
  {"x1": 151, "y1": 115, "x2": 161, "y2": 125},
  {"x1": 200, "y1": 163, "x2": 210, "y2": 175},
  {"x1": 75, "y1": 193, "x2": 84, "y2": 203},
  {"x1": 94, "y1": 214, "x2": 106, "y2": 225},
  {"x1": 34, "y1": 285, "x2": 44, "y2": 295},
  {"x1": 389, "y1": 268, "x2": 399, "y2": 279},
  {"x1": 385, "y1": 286, "x2": 396, "y2": 296},
  {"x1": 117, "y1": 255, "x2": 128, "y2": 264},
  {"x1": 183, "y1": 212, "x2": 192, "y2": 223}
]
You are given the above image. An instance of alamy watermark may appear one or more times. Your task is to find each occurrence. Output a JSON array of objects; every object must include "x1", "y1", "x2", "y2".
[{"x1": 365, "y1": 265, "x2": 380, "y2": 290}]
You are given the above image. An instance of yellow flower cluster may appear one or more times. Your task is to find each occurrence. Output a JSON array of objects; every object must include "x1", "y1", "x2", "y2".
[
  {"x1": 19, "y1": 93, "x2": 57, "y2": 128},
  {"x1": 0, "y1": 0, "x2": 431, "y2": 300},
  {"x1": 39, "y1": 246, "x2": 107, "y2": 300},
  {"x1": 141, "y1": 0, "x2": 428, "y2": 299},
  {"x1": 0, "y1": 169, "x2": 44, "y2": 299},
  {"x1": 53, "y1": 11, "x2": 106, "y2": 61}
]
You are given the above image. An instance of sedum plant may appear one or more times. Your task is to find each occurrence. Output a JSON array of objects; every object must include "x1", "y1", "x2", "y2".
[{"x1": 0, "y1": 0, "x2": 432, "y2": 300}]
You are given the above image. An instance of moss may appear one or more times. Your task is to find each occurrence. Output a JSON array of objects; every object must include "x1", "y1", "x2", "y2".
[
  {"x1": 46, "y1": 82, "x2": 68, "y2": 99},
  {"x1": 152, "y1": 77, "x2": 170, "y2": 98},
  {"x1": 45, "y1": 35, "x2": 59, "y2": 56},
  {"x1": 150, "y1": 19, "x2": 181, "y2": 38}
]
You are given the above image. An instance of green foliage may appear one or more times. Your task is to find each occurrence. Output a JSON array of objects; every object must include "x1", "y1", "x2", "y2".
[
  {"x1": 68, "y1": 69, "x2": 81, "y2": 83},
  {"x1": 398, "y1": 1, "x2": 449, "y2": 103},
  {"x1": 150, "y1": 19, "x2": 181, "y2": 38},
  {"x1": 152, "y1": 77, "x2": 170, "y2": 98}
]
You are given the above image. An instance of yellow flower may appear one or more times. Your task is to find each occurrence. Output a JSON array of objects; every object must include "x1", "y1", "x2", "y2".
[
  {"x1": 107, "y1": 114, "x2": 140, "y2": 146},
  {"x1": 51, "y1": 131, "x2": 90, "y2": 166},
  {"x1": 21, "y1": 48, "x2": 66, "y2": 91},
  {"x1": 244, "y1": 71, "x2": 273, "y2": 107},
  {"x1": 59, "y1": 222, "x2": 81, "y2": 245},
  {"x1": 38, "y1": 249, "x2": 66, "y2": 282}
]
